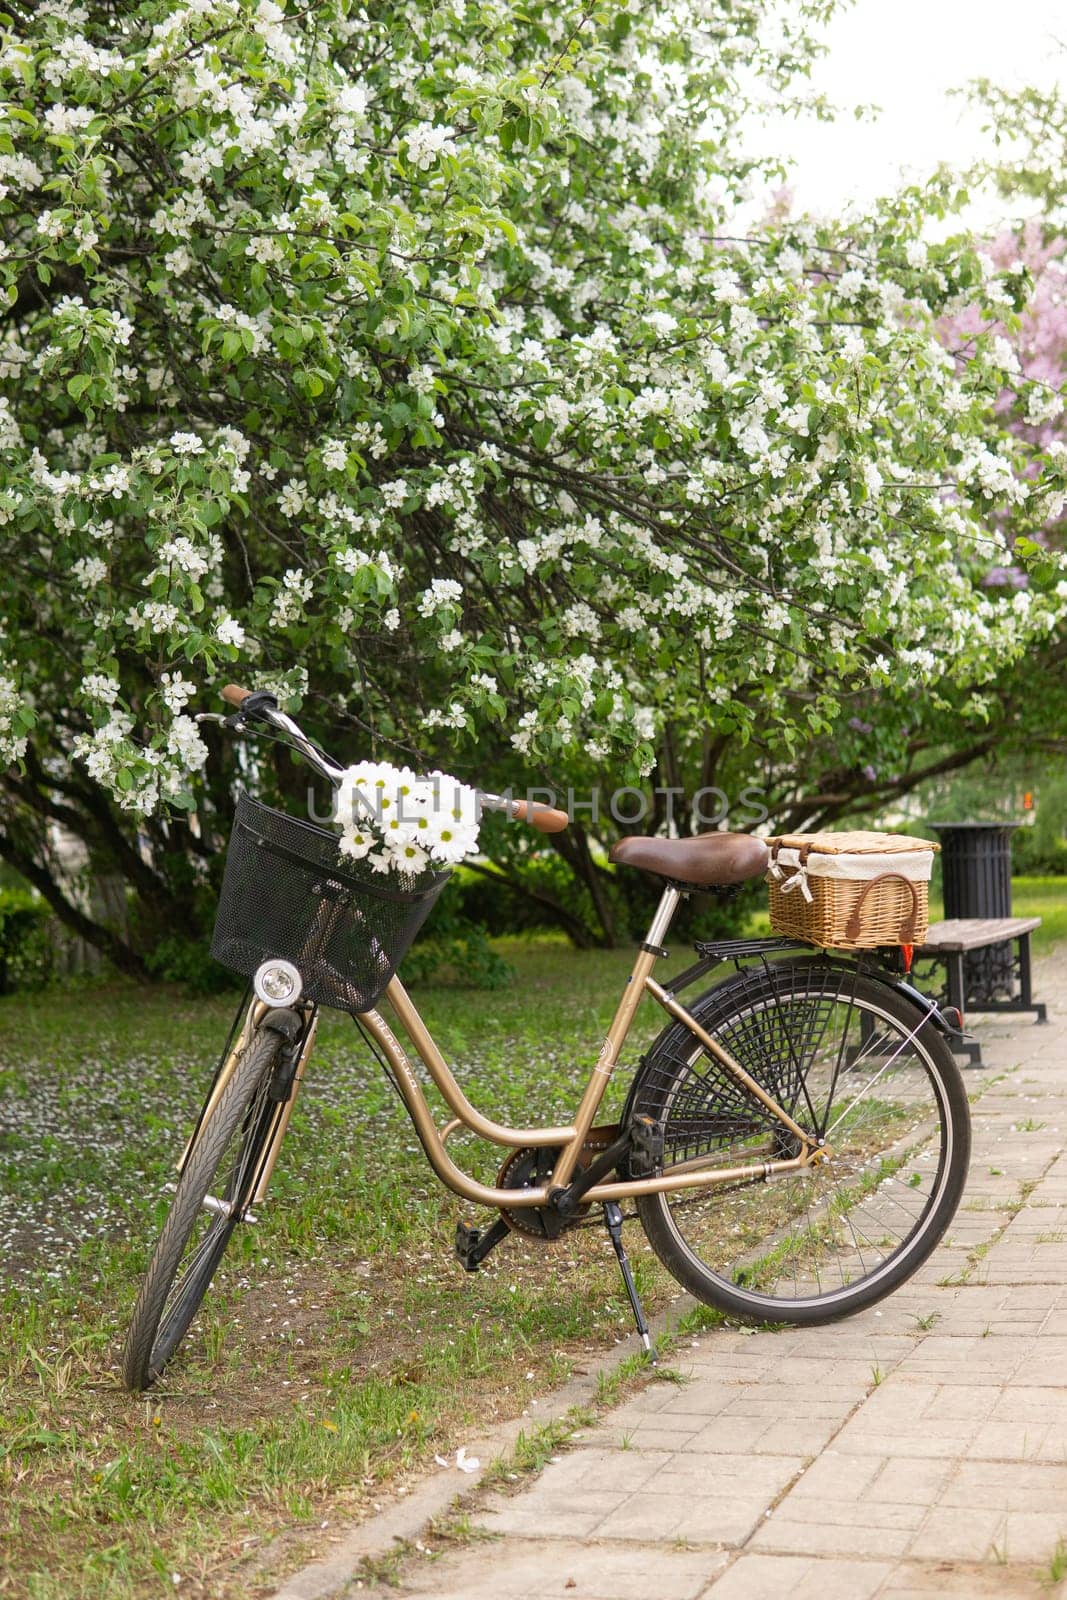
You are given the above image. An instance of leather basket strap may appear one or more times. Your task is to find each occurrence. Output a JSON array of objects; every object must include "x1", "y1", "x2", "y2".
[{"x1": 844, "y1": 871, "x2": 919, "y2": 943}]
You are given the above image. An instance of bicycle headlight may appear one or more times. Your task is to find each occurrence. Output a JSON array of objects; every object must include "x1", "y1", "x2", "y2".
[{"x1": 253, "y1": 959, "x2": 303, "y2": 1007}]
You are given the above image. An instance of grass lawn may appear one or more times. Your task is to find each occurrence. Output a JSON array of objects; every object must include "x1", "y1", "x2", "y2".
[
  {"x1": 0, "y1": 941, "x2": 707, "y2": 1600},
  {"x1": 999, "y1": 877, "x2": 1067, "y2": 953},
  {"x1": 1, "y1": 876, "x2": 1062, "y2": 1598}
]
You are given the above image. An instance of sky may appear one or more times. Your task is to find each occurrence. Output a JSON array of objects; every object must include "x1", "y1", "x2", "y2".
[{"x1": 747, "y1": 0, "x2": 1065, "y2": 226}]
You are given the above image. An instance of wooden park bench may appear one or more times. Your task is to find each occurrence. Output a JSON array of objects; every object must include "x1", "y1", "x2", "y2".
[{"x1": 915, "y1": 916, "x2": 1047, "y2": 1065}]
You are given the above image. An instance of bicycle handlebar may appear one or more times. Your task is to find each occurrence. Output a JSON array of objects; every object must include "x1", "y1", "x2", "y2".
[
  {"x1": 217, "y1": 684, "x2": 569, "y2": 833},
  {"x1": 505, "y1": 799, "x2": 570, "y2": 834},
  {"x1": 221, "y1": 683, "x2": 253, "y2": 707},
  {"x1": 220, "y1": 683, "x2": 344, "y2": 785}
]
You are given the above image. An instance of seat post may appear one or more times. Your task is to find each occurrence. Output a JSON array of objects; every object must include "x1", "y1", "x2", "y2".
[
  {"x1": 644, "y1": 886, "x2": 682, "y2": 950},
  {"x1": 548, "y1": 884, "x2": 683, "y2": 1193}
]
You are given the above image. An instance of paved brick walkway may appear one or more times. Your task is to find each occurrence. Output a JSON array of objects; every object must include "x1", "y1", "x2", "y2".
[{"x1": 290, "y1": 953, "x2": 1067, "y2": 1600}]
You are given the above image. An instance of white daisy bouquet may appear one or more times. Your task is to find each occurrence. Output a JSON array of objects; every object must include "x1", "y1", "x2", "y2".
[{"x1": 333, "y1": 760, "x2": 480, "y2": 876}]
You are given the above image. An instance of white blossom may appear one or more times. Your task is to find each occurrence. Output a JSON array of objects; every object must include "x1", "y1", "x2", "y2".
[
  {"x1": 417, "y1": 579, "x2": 463, "y2": 617},
  {"x1": 0, "y1": 672, "x2": 27, "y2": 761},
  {"x1": 405, "y1": 122, "x2": 458, "y2": 171},
  {"x1": 215, "y1": 614, "x2": 246, "y2": 648},
  {"x1": 159, "y1": 672, "x2": 197, "y2": 713},
  {"x1": 82, "y1": 673, "x2": 121, "y2": 705},
  {"x1": 169, "y1": 431, "x2": 205, "y2": 456}
]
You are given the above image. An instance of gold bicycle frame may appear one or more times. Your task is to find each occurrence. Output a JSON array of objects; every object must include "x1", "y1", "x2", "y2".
[
  {"x1": 349, "y1": 885, "x2": 823, "y2": 1210},
  {"x1": 192, "y1": 886, "x2": 825, "y2": 1212},
  {"x1": 196, "y1": 696, "x2": 824, "y2": 1213}
]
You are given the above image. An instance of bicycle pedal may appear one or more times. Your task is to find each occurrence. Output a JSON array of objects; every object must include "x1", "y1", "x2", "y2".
[
  {"x1": 455, "y1": 1221, "x2": 482, "y2": 1272},
  {"x1": 628, "y1": 1114, "x2": 664, "y2": 1177},
  {"x1": 455, "y1": 1217, "x2": 508, "y2": 1272}
]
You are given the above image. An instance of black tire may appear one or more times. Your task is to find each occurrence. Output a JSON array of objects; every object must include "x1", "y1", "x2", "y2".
[
  {"x1": 122, "y1": 1023, "x2": 287, "y2": 1392},
  {"x1": 629, "y1": 962, "x2": 970, "y2": 1325}
]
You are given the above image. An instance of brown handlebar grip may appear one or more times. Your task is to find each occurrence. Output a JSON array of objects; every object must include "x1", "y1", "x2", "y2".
[
  {"x1": 221, "y1": 683, "x2": 253, "y2": 708},
  {"x1": 510, "y1": 799, "x2": 569, "y2": 834}
]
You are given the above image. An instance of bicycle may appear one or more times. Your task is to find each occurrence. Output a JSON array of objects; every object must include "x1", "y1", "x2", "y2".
[{"x1": 121, "y1": 684, "x2": 971, "y2": 1392}]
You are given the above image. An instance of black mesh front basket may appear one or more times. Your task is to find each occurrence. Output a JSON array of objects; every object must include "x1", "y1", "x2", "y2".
[{"x1": 211, "y1": 793, "x2": 449, "y2": 1011}]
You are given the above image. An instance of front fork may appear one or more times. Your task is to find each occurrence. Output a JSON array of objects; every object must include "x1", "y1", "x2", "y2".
[
  {"x1": 249, "y1": 1011, "x2": 318, "y2": 1204},
  {"x1": 178, "y1": 995, "x2": 317, "y2": 1209}
]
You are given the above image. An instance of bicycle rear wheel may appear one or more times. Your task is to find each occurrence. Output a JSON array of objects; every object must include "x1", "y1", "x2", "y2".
[
  {"x1": 629, "y1": 962, "x2": 970, "y2": 1324},
  {"x1": 122, "y1": 1015, "x2": 297, "y2": 1392}
]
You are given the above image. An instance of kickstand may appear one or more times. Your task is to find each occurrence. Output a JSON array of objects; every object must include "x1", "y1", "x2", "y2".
[{"x1": 603, "y1": 1202, "x2": 656, "y2": 1363}]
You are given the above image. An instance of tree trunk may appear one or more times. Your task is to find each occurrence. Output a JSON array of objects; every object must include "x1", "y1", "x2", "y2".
[
  {"x1": 0, "y1": 830, "x2": 148, "y2": 978},
  {"x1": 548, "y1": 824, "x2": 619, "y2": 946}
]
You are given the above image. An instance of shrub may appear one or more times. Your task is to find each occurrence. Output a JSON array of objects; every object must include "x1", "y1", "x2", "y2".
[
  {"x1": 1012, "y1": 826, "x2": 1067, "y2": 877},
  {"x1": 2, "y1": 0, "x2": 1064, "y2": 972},
  {"x1": 0, "y1": 889, "x2": 52, "y2": 993},
  {"x1": 143, "y1": 935, "x2": 243, "y2": 996},
  {"x1": 1012, "y1": 773, "x2": 1067, "y2": 877},
  {"x1": 401, "y1": 895, "x2": 514, "y2": 991}
]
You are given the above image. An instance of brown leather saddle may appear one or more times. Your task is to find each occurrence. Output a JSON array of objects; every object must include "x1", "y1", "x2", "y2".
[{"x1": 609, "y1": 832, "x2": 769, "y2": 889}]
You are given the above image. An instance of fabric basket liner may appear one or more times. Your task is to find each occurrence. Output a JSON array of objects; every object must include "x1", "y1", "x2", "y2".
[{"x1": 769, "y1": 846, "x2": 935, "y2": 888}]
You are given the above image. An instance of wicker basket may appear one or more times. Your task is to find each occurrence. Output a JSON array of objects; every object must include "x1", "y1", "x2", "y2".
[
  {"x1": 211, "y1": 793, "x2": 449, "y2": 1012},
  {"x1": 766, "y1": 830, "x2": 939, "y2": 950}
]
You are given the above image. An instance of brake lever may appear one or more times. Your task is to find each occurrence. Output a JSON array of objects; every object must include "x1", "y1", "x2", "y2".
[{"x1": 196, "y1": 704, "x2": 343, "y2": 785}]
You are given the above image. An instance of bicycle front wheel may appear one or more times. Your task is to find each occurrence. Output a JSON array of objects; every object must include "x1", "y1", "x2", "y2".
[
  {"x1": 122, "y1": 1019, "x2": 293, "y2": 1392},
  {"x1": 629, "y1": 962, "x2": 970, "y2": 1325}
]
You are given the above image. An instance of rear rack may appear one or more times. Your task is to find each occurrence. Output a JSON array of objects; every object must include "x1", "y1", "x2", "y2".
[
  {"x1": 665, "y1": 936, "x2": 811, "y2": 997},
  {"x1": 692, "y1": 936, "x2": 809, "y2": 962}
]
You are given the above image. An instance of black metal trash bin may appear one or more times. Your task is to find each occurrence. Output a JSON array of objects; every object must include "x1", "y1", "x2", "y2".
[{"x1": 930, "y1": 821, "x2": 1021, "y2": 1003}]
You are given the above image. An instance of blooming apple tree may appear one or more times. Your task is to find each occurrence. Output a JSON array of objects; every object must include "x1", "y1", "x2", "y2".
[
  {"x1": 754, "y1": 212, "x2": 1067, "y2": 839},
  {"x1": 1, "y1": 0, "x2": 1065, "y2": 960}
]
